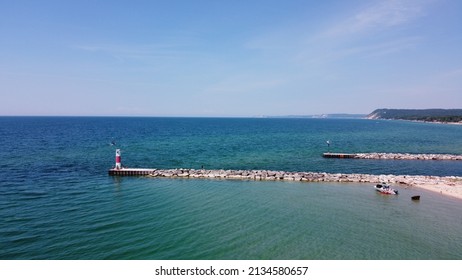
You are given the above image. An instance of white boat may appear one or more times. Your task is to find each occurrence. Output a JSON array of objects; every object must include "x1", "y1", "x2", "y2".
[{"x1": 374, "y1": 183, "x2": 398, "y2": 195}]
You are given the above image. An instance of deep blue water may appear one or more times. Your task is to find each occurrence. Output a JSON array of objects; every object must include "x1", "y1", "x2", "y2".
[{"x1": 0, "y1": 117, "x2": 461, "y2": 259}]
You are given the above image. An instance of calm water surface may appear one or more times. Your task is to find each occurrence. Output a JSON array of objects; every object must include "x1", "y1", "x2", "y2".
[{"x1": 0, "y1": 117, "x2": 461, "y2": 259}]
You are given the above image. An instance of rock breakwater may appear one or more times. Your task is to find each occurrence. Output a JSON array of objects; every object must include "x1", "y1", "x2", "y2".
[
  {"x1": 324, "y1": 152, "x2": 462, "y2": 160},
  {"x1": 147, "y1": 168, "x2": 459, "y2": 184},
  {"x1": 147, "y1": 168, "x2": 462, "y2": 199}
]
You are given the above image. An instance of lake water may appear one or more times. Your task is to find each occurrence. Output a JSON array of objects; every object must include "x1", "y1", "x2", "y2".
[{"x1": 0, "y1": 117, "x2": 461, "y2": 259}]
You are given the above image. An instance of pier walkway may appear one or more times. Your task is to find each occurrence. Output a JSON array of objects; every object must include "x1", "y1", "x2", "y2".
[
  {"x1": 322, "y1": 153, "x2": 356, "y2": 158},
  {"x1": 108, "y1": 168, "x2": 156, "y2": 176}
]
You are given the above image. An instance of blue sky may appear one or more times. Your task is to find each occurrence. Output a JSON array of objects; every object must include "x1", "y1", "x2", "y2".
[{"x1": 1, "y1": 0, "x2": 461, "y2": 116}]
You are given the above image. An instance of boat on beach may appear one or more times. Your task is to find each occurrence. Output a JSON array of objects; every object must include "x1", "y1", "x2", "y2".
[{"x1": 374, "y1": 183, "x2": 399, "y2": 195}]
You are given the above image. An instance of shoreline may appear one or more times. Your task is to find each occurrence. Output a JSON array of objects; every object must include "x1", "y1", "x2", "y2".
[
  {"x1": 366, "y1": 117, "x2": 462, "y2": 126},
  {"x1": 409, "y1": 120, "x2": 462, "y2": 126},
  {"x1": 133, "y1": 168, "x2": 462, "y2": 200}
]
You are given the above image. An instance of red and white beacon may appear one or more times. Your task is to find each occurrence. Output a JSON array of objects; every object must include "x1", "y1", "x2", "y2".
[{"x1": 115, "y1": 149, "x2": 122, "y2": 169}]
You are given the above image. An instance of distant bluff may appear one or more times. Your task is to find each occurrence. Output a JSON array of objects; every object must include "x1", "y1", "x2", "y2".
[{"x1": 366, "y1": 109, "x2": 462, "y2": 123}]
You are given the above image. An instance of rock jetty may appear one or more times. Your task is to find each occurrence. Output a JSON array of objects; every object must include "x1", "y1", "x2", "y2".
[
  {"x1": 323, "y1": 152, "x2": 462, "y2": 160},
  {"x1": 148, "y1": 168, "x2": 461, "y2": 193},
  {"x1": 105, "y1": 166, "x2": 462, "y2": 199},
  {"x1": 145, "y1": 168, "x2": 462, "y2": 199}
]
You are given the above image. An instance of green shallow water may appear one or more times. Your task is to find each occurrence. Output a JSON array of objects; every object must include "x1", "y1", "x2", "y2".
[
  {"x1": 0, "y1": 117, "x2": 461, "y2": 259},
  {"x1": 2, "y1": 178, "x2": 461, "y2": 259}
]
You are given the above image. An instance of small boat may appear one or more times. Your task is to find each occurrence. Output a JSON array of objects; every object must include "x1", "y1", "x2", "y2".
[
  {"x1": 374, "y1": 183, "x2": 398, "y2": 195},
  {"x1": 411, "y1": 195, "x2": 420, "y2": 201}
]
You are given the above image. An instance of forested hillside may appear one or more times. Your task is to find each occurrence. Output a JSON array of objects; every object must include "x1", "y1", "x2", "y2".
[{"x1": 367, "y1": 109, "x2": 462, "y2": 122}]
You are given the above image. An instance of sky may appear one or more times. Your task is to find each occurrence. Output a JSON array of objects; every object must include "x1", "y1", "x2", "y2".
[{"x1": 1, "y1": 0, "x2": 462, "y2": 117}]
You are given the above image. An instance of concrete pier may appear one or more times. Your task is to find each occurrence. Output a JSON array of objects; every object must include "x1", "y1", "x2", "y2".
[
  {"x1": 108, "y1": 150, "x2": 158, "y2": 176},
  {"x1": 323, "y1": 153, "x2": 356, "y2": 158},
  {"x1": 108, "y1": 168, "x2": 156, "y2": 176}
]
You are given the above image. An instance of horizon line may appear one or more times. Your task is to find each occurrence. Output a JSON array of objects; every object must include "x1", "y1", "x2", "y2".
[{"x1": 0, "y1": 113, "x2": 369, "y2": 118}]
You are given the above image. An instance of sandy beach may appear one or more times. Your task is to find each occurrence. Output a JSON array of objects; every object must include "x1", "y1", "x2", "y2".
[{"x1": 385, "y1": 174, "x2": 462, "y2": 200}]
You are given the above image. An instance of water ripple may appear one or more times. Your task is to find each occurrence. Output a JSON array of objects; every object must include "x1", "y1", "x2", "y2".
[{"x1": 1, "y1": 117, "x2": 462, "y2": 259}]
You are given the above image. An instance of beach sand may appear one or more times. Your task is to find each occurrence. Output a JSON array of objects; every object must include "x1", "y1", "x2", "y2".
[{"x1": 410, "y1": 179, "x2": 462, "y2": 200}]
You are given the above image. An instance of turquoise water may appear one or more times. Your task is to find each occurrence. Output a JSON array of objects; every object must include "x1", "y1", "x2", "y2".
[{"x1": 0, "y1": 117, "x2": 461, "y2": 259}]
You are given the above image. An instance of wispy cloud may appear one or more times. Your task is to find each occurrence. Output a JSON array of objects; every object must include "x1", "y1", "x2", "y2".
[
  {"x1": 246, "y1": 0, "x2": 432, "y2": 65},
  {"x1": 324, "y1": 0, "x2": 428, "y2": 37},
  {"x1": 297, "y1": 36, "x2": 421, "y2": 63},
  {"x1": 71, "y1": 31, "x2": 208, "y2": 63},
  {"x1": 74, "y1": 40, "x2": 202, "y2": 63}
]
